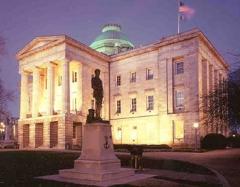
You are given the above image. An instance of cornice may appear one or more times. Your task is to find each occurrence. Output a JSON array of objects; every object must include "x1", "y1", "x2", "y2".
[
  {"x1": 16, "y1": 29, "x2": 229, "y2": 71},
  {"x1": 16, "y1": 35, "x2": 110, "y2": 62},
  {"x1": 110, "y1": 28, "x2": 229, "y2": 71}
]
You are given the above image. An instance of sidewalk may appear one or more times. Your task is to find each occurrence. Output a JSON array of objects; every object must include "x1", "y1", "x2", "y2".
[
  {"x1": 129, "y1": 168, "x2": 221, "y2": 187},
  {"x1": 140, "y1": 149, "x2": 240, "y2": 187}
]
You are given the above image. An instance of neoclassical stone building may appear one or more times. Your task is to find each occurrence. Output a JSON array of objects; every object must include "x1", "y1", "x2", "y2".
[{"x1": 17, "y1": 24, "x2": 228, "y2": 149}]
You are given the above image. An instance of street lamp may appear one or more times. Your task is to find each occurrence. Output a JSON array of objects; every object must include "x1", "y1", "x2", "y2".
[
  {"x1": 193, "y1": 122, "x2": 199, "y2": 151},
  {"x1": 0, "y1": 122, "x2": 5, "y2": 140}
]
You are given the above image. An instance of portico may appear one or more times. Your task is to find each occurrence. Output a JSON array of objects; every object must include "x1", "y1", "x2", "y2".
[{"x1": 17, "y1": 35, "x2": 110, "y2": 149}]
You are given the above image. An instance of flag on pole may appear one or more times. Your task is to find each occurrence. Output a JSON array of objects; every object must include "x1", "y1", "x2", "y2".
[{"x1": 179, "y1": 1, "x2": 195, "y2": 20}]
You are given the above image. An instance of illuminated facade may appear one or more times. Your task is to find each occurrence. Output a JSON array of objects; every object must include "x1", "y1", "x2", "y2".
[{"x1": 17, "y1": 25, "x2": 228, "y2": 149}]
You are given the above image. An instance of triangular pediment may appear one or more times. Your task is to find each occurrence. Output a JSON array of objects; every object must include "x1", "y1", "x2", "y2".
[{"x1": 17, "y1": 35, "x2": 66, "y2": 59}]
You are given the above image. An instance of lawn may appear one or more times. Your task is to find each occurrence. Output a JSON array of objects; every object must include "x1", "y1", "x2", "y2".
[{"x1": 0, "y1": 151, "x2": 214, "y2": 186}]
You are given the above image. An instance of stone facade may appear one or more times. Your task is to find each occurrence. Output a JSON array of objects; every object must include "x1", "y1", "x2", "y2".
[{"x1": 17, "y1": 29, "x2": 228, "y2": 149}]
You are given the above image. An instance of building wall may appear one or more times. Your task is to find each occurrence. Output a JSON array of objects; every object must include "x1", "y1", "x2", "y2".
[
  {"x1": 198, "y1": 40, "x2": 228, "y2": 136},
  {"x1": 17, "y1": 32, "x2": 229, "y2": 149},
  {"x1": 110, "y1": 38, "x2": 201, "y2": 146}
]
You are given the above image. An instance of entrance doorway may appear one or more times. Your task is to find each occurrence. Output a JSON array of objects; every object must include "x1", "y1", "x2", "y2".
[
  {"x1": 23, "y1": 124, "x2": 30, "y2": 148},
  {"x1": 72, "y1": 122, "x2": 82, "y2": 148},
  {"x1": 35, "y1": 123, "x2": 43, "y2": 148},
  {"x1": 50, "y1": 122, "x2": 58, "y2": 148}
]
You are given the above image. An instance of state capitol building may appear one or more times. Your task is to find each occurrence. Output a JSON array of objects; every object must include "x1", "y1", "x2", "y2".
[{"x1": 17, "y1": 24, "x2": 228, "y2": 149}]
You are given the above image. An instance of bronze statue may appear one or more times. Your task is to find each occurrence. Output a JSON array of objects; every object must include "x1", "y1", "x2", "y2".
[{"x1": 91, "y1": 69, "x2": 103, "y2": 120}]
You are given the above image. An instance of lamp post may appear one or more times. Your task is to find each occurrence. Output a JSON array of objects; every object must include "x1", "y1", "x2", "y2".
[
  {"x1": 193, "y1": 122, "x2": 199, "y2": 151},
  {"x1": 0, "y1": 122, "x2": 5, "y2": 140}
]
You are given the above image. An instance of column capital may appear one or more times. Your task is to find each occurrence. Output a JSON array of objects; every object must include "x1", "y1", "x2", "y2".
[
  {"x1": 48, "y1": 61, "x2": 58, "y2": 67},
  {"x1": 19, "y1": 68, "x2": 30, "y2": 75},
  {"x1": 32, "y1": 66, "x2": 41, "y2": 73},
  {"x1": 61, "y1": 58, "x2": 71, "y2": 64}
]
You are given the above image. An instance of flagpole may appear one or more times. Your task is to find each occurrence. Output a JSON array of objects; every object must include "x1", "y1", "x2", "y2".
[{"x1": 177, "y1": 0, "x2": 180, "y2": 34}]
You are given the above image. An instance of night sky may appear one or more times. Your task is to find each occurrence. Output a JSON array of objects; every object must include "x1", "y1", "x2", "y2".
[{"x1": 0, "y1": 0, "x2": 239, "y2": 117}]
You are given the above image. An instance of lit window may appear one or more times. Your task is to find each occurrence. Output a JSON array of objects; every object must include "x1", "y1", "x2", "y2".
[
  {"x1": 45, "y1": 76, "x2": 47, "y2": 89},
  {"x1": 116, "y1": 127, "x2": 122, "y2": 141},
  {"x1": 147, "y1": 95, "x2": 154, "y2": 111},
  {"x1": 131, "y1": 98, "x2": 137, "y2": 112},
  {"x1": 72, "y1": 71, "x2": 77, "y2": 83},
  {"x1": 175, "y1": 62, "x2": 184, "y2": 74},
  {"x1": 146, "y1": 68, "x2": 153, "y2": 80},
  {"x1": 58, "y1": 75, "x2": 62, "y2": 86},
  {"x1": 116, "y1": 100, "x2": 121, "y2": 113},
  {"x1": 72, "y1": 98, "x2": 77, "y2": 111},
  {"x1": 130, "y1": 72, "x2": 136, "y2": 83},
  {"x1": 175, "y1": 91, "x2": 184, "y2": 108},
  {"x1": 174, "y1": 121, "x2": 184, "y2": 139},
  {"x1": 116, "y1": 75, "x2": 121, "y2": 86}
]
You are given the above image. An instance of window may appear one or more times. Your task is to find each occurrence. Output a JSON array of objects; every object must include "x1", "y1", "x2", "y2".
[
  {"x1": 116, "y1": 127, "x2": 122, "y2": 141},
  {"x1": 116, "y1": 75, "x2": 121, "y2": 86},
  {"x1": 72, "y1": 71, "x2": 77, "y2": 83},
  {"x1": 116, "y1": 100, "x2": 121, "y2": 113},
  {"x1": 73, "y1": 125, "x2": 76, "y2": 139},
  {"x1": 146, "y1": 68, "x2": 153, "y2": 80},
  {"x1": 72, "y1": 97, "x2": 77, "y2": 111},
  {"x1": 58, "y1": 75, "x2": 62, "y2": 86},
  {"x1": 174, "y1": 121, "x2": 184, "y2": 139},
  {"x1": 175, "y1": 91, "x2": 184, "y2": 108},
  {"x1": 130, "y1": 72, "x2": 136, "y2": 83},
  {"x1": 131, "y1": 98, "x2": 137, "y2": 112},
  {"x1": 175, "y1": 62, "x2": 184, "y2": 74},
  {"x1": 146, "y1": 95, "x2": 154, "y2": 111},
  {"x1": 45, "y1": 76, "x2": 47, "y2": 89}
]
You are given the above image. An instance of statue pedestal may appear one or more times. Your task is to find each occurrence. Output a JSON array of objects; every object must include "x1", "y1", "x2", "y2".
[{"x1": 59, "y1": 122, "x2": 134, "y2": 181}]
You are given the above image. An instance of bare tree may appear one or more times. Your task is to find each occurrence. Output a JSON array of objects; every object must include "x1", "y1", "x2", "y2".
[
  {"x1": 0, "y1": 36, "x2": 6, "y2": 56},
  {"x1": 202, "y1": 69, "x2": 240, "y2": 134},
  {"x1": 0, "y1": 36, "x2": 14, "y2": 122}
]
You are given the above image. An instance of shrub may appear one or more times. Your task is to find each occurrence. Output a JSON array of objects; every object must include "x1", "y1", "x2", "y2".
[
  {"x1": 227, "y1": 135, "x2": 240, "y2": 148},
  {"x1": 201, "y1": 133, "x2": 227, "y2": 149},
  {"x1": 113, "y1": 144, "x2": 171, "y2": 152}
]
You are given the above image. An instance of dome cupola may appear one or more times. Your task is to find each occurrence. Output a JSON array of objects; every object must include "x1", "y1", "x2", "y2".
[{"x1": 90, "y1": 24, "x2": 134, "y2": 55}]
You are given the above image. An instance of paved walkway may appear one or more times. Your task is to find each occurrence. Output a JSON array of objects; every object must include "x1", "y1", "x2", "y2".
[
  {"x1": 140, "y1": 149, "x2": 240, "y2": 187},
  {"x1": 2, "y1": 148, "x2": 239, "y2": 186}
]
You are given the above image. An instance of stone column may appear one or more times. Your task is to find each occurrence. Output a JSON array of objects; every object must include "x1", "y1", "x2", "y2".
[
  {"x1": 32, "y1": 67, "x2": 40, "y2": 117},
  {"x1": 206, "y1": 61, "x2": 210, "y2": 95},
  {"x1": 20, "y1": 71, "x2": 28, "y2": 119},
  {"x1": 77, "y1": 63, "x2": 82, "y2": 112},
  {"x1": 47, "y1": 63, "x2": 54, "y2": 115},
  {"x1": 62, "y1": 60, "x2": 70, "y2": 114},
  {"x1": 4, "y1": 124, "x2": 10, "y2": 141},
  {"x1": 167, "y1": 58, "x2": 173, "y2": 113}
]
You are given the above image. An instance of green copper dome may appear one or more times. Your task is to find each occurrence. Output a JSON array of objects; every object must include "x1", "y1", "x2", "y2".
[{"x1": 90, "y1": 24, "x2": 134, "y2": 55}]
